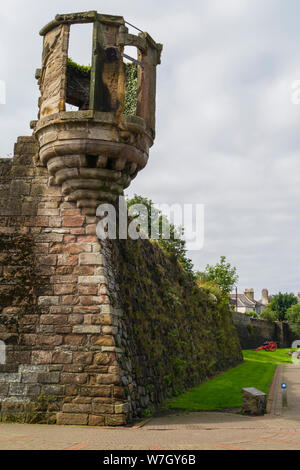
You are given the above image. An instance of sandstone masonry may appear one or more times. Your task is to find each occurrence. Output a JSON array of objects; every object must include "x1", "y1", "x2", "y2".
[{"x1": 0, "y1": 12, "x2": 242, "y2": 425}]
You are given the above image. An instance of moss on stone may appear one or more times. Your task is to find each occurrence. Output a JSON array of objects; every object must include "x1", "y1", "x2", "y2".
[{"x1": 110, "y1": 237, "x2": 243, "y2": 404}]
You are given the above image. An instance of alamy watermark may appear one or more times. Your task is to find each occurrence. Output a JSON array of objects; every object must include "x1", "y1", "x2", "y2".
[
  {"x1": 0, "y1": 80, "x2": 6, "y2": 104},
  {"x1": 291, "y1": 340, "x2": 300, "y2": 364},
  {"x1": 0, "y1": 341, "x2": 5, "y2": 364},
  {"x1": 96, "y1": 196, "x2": 205, "y2": 251}
]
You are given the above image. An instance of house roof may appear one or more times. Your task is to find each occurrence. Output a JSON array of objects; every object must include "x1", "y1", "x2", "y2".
[{"x1": 229, "y1": 294, "x2": 257, "y2": 308}]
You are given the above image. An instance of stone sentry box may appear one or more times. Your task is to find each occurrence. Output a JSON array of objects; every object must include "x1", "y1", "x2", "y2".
[
  {"x1": 34, "y1": 11, "x2": 162, "y2": 216},
  {"x1": 0, "y1": 11, "x2": 162, "y2": 426}
]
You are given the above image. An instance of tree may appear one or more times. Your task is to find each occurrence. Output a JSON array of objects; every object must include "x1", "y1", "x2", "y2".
[
  {"x1": 286, "y1": 303, "x2": 300, "y2": 323},
  {"x1": 261, "y1": 306, "x2": 277, "y2": 321},
  {"x1": 196, "y1": 256, "x2": 238, "y2": 295},
  {"x1": 285, "y1": 303, "x2": 300, "y2": 336},
  {"x1": 268, "y1": 292, "x2": 298, "y2": 322},
  {"x1": 127, "y1": 194, "x2": 195, "y2": 277}
]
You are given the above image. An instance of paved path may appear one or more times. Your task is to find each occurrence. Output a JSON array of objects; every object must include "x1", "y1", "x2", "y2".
[{"x1": 1, "y1": 364, "x2": 300, "y2": 450}]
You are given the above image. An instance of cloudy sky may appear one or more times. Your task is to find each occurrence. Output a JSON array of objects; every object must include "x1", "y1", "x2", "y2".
[{"x1": 1, "y1": 0, "x2": 300, "y2": 297}]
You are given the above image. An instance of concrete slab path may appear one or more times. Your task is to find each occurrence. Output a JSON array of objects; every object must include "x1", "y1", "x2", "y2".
[{"x1": 0, "y1": 364, "x2": 300, "y2": 450}]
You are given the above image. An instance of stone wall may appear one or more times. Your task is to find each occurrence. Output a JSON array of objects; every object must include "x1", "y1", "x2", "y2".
[
  {"x1": 109, "y1": 238, "x2": 243, "y2": 413},
  {"x1": 0, "y1": 137, "x2": 128, "y2": 425},
  {"x1": 232, "y1": 313, "x2": 297, "y2": 349},
  {"x1": 0, "y1": 137, "x2": 243, "y2": 425}
]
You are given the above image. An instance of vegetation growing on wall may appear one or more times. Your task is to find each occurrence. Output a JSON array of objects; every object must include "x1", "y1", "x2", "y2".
[
  {"x1": 124, "y1": 63, "x2": 138, "y2": 115},
  {"x1": 67, "y1": 58, "x2": 91, "y2": 77},
  {"x1": 196, "y1": 256, "x2": 238, "y2": 296},
  {"x1": 127, "y1": 194, "x2": 194, "y2": 277},
  {"x1": 0, "y1": 235, "x2": 36, "y2": 308},
  {"x1": 0, "y1": 234, "x2": 38, "y2": 343},
  {"x1": 67, "y1": 59, "x2": 138, "y2": 115}
]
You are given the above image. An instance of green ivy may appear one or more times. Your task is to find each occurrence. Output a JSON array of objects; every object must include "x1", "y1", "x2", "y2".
[
  {"x1": 124, "y1": 63, "x2": 138, "y2": 115},
  {"x1": 109, "y1": 235, "x2": 243, "y2": 409},
  {"x1": 67, "y1": 58, "x2": 91, "y2": 76},
  {"x1": 67, "y1": 58, "x2": 138, "y2": 115}
]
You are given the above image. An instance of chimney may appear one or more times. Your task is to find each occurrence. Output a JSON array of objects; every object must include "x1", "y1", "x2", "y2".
[
  {"x1": 261, "y1": 289, "x2": 269, "y2": 306},
  {"x1": 244, "y1": 288, "x2": 254, "y2": 301}
]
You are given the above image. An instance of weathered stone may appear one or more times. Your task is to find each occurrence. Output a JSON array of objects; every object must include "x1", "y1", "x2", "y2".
[
  {"x1": 92, "y1": 403, "x2": 114, "y2": 413},
  {"x1": 32, "y1": 351, "x2": 52, "y2": 364},
  {"x1": 62, "y1": 403, "x2": 91, "y2": 413},
  {"x1": 56, "y1": 412, "x2": 88, "y2": 425},
  {"x1": 52, "y1": 351, "x2": 73, "y2": 364},
  {"x1": 90, "y1": 336, "x2": 115, "y2": 347},
  {"x1": 60, "y1": 373, "x2": 88, "y2": 385},
  {"x1": 38, "y1": 372, "x2": 60, "y2": 384},
  {"x1": 42, "y1": 385, "x2": 64, "y2": 395},
  {"x1": 242, "y1": 388, "x2": 266, "y2": 416},
  {"x1": 72, "y1": 325, "x2": 101, "y2": 334},
  {"x1": 105, "y1": 414, "x2": 126, "y2": 426},
  {"x1": 88, "y1": 415, "x2": 105, "y2": 426}
]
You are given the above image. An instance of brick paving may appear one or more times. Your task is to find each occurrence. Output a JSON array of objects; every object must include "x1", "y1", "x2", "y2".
[{"x1": 0, "y1": 363, "x2": 300, "y2": 450}]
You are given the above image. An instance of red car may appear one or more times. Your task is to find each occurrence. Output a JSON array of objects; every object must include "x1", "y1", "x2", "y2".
[{"x1": 254, "y1": 341, "x2": 278, "y2": 352}]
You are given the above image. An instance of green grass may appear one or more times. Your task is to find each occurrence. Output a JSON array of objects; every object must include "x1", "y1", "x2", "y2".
[{"x1": 167, "y1": 349, "x2": 294, "y2": 411}]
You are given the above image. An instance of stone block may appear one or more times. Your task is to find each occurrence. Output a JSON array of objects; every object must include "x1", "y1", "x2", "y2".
[
  {"x1": 72, "y1": 325, "x2": 101, "y2": 334},
  {"x1": 42, "y1": 385, "x2": 64, "y2": 395},
  {"x1": 0, "y1": 383, "x2": 9, "y2": 395},
  {"x1": 78, "y1": 276, "x2": 106, "y2": 285},
  {"x1": 242, "y1": 387, "x2": 266, "y2": 415},
  {"x1": 79, "y1": 253, "x2": 103, "y2": 266},
  {"x1": 37, "y1": 372, "x2": 60, "y2": 384},
  {"x1": 105, "y1": 414, "x2": 126, "y2": 426},
  {"x1": 115, "y1": 403, "x2": 129, "y2": 414},
  {"x1": 60, "y1": 373, "x2": 88, "y2": 385},
  {"x1": 38, "y1": 296, "x2": 60, "y2": 306},
  {"x1": 36, "y1": 335, "x2": 63, "y2": 347},
  {"x1": 80, "y1": 385, "x2": 112, "y2": 397},
  {"x1": 73, "y1": 352, "x2": 93, "y2": 365},
  {"x1": 62, "y1": 216, "x2": 85, "y2": 227},
  {"x1": 96, "y1": 374, "x2": 121, "y2": 385},
  {"x1": 56, "y1": 412, "x2": 88, "y2": 425},
  {"x1": 90, "y1": 336, "x2": 115, "y2": 347},
  {"x1": 88, "y1": 415, "x2": 105, "y2": 426},
  {"x1": 9, "y1": 383, "x2": 26, "y2": 396},
  {"x1": 25, "y1": 384, "x2": 42, "y2": 396},
  {"x1": 92, "y1": 403, "x2": 114, "y2": 413},
  {"x1": 52, "y1": 351, "x2": 73, "y2": 364},
  {"x1": 93, "y1": 352, "x2": 112, "y2": 366},
  {"x1": 64, "y1": 335, "x2": 87, "y2": 346},
  {"x1": 62, "y1": 403, "x2": 91, "y2": 413}
]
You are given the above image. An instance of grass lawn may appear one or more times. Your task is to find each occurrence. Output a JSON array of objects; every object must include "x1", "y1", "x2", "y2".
[{"x1": 167, "y1": 349, "x2": 294, "y2": 411}]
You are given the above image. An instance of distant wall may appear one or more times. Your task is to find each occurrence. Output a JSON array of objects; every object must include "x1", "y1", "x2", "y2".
[{"x1": 232, "y1": 313, "x2": 298, "y2": 349}]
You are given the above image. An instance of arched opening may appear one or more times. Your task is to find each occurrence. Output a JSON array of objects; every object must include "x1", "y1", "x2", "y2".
[
  {"x1": 66, "y1": 23, "x2": 93, "y2": 111},
  {"x1": 123, "y1": 46, "x2": 140, "y2": 116}
]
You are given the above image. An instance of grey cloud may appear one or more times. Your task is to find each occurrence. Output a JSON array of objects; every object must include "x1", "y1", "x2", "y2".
[{"x1": 1, "y1": 0, "x2": 300, "y2": 296}]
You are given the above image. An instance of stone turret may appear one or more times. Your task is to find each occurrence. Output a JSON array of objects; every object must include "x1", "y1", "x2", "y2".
[{"x1": 32, "y1": 11, "x2": 162, "y2": 215}]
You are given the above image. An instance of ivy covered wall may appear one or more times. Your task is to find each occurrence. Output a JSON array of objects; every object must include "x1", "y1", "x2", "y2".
[{"x1": 110, "y1": 238, "x2": 243, "y2": 413}]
